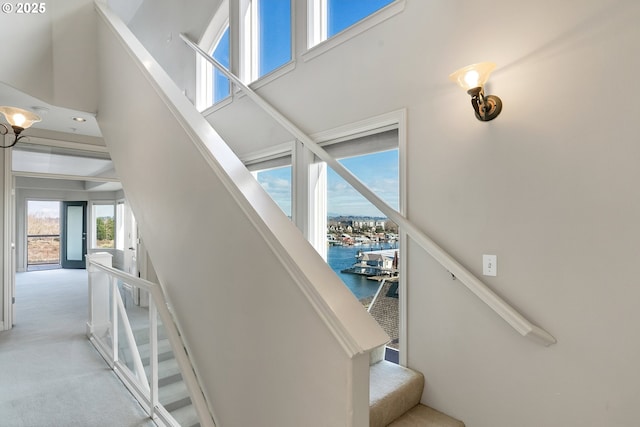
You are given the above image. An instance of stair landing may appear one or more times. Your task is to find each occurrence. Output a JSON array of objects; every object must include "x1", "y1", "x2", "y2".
[{"x1": 370, "y1": 360, "x2": 464, "y2": 427}]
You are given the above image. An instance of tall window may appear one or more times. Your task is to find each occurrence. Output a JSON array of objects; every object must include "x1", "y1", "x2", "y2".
[
  {"x1": 324, "y1": 144, "x2": 400, "y2": 359},
  {"x1": 197, "y1": 0, "x2": 293, "y2": 110},
  {"x1": 247, "y1": 126, "x2": 402, "y2": 360},
  {"x1": 212, "y1": 26, "x2": 231, "y2": 104},
  {"x1": 243, "y1": 0, "x2": 292, "y2": 81}
]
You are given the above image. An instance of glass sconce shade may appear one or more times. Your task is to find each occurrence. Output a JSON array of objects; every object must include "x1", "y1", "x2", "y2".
[
  {"x1": 0, "y1": 106, "x2": 41, "y2": 130},
  {"x1": 449, "y1": 62, "x2": 497, "y2": 91}
]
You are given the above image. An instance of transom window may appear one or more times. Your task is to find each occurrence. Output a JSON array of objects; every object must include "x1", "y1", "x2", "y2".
[
  {"x1": 327, "y1": 0, "x2": 395, "y2": 37},
  {"x1": 308, "y1": 0, "x2": 397, "y2": 48}
]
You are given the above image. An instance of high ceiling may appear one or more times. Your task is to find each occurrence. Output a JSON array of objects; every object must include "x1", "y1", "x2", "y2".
[
  {"x1": 0, "y1": 82, "x2": 102, "y2": 138},
  {"x1": 0, "y1": 0, "x2": 117, "y2": 188}
]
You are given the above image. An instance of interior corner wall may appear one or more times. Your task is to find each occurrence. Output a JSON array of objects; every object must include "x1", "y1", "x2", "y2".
[{"x1": 125, "y1": 0, "x2": 222, "y2": 104}]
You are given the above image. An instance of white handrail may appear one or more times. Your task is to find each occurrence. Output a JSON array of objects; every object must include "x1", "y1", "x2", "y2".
[
  {"x1": 180, "y1": 34, "x2": 556, "y2": 346},
  {"x1": 87, "y1": 259, "x2": 217, "y2": 427}
]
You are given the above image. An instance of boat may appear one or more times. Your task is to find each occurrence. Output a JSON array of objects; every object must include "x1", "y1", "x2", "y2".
[{"x1": 341, "y1": 249, "x2": 399, "y2": 277}]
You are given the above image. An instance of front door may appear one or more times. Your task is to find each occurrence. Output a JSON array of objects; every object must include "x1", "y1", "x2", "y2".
[{"x1": 61, "y1": 201, "x2": 87, "y2": 269}]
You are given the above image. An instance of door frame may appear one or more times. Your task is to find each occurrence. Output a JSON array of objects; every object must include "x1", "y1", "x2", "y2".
[
  {"x1": 3, "y1": 139, "x2": 14, "y2": 330},
  {"x1": 61, "y1": 201, "x2": 88, "y2": 269}
]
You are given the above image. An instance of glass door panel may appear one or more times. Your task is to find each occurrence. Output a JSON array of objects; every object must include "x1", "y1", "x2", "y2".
[{"x1": 61, "y1": 201, "x2": 87, "y2": 269}]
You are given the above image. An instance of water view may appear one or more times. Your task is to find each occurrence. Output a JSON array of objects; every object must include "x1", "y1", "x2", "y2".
[{"x1": 328, "y1": 242, "x2": 399, "y2": 300}]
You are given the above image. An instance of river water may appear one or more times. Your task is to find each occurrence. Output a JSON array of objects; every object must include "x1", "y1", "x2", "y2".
[{"x1": 327, "y1": 242, "x2": 398, "y2": 300}]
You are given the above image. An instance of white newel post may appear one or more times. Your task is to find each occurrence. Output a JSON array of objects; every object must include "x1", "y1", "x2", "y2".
[{"x1": 86, "y1": 252, "x2": 113, "y2": 338}]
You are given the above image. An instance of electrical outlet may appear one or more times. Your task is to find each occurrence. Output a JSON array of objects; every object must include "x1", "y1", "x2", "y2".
[{"x1": 483, "y1": 254, "x2": 497, "y2": 276}]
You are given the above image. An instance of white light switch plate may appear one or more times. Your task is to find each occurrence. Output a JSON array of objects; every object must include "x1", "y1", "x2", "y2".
[{"x1": 483, "y1": 255, "x2": 497, "y2": 276}]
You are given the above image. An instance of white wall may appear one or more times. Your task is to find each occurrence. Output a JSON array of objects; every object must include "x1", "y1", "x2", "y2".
[
  {"x1": 125, "y1": 0, "x2": 223, "y2": 104},
  {"x1": 0, "y1": 0, "x2": 97, "y2": 112},
  {"x1": 101, "y1": 0, "x2": 640, "y2": 425}
]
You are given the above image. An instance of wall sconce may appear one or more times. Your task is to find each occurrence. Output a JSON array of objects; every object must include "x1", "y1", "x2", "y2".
[
  {"x1": 0, "y1": 106, "x2": 41, "y2": 148},
  {"x1": 449, "y1": 62, "x2": 502, "y2": 121}
]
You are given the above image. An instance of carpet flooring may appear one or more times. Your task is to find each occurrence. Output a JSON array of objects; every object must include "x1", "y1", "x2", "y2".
[{"x1": 0, "y1": 269, "x2": 156, "y2": 427}]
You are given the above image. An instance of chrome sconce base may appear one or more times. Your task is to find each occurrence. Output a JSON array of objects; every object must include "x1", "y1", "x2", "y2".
[{"x1": 467, "y1": 87, "x2": 502, "y2": 122}]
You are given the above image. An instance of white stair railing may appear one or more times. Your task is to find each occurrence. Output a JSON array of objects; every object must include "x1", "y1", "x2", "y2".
[
  {"x1": 180, "y1": 34, "x2": 556, "y2": 346},
  {"x1": 86, "y1": 254, "x2": 216, "y2": 427}
]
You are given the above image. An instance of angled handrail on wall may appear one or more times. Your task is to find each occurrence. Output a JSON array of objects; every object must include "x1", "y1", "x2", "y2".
[
  {"x1": 180, "y1": 34, "x2": 556, "y2": 346},
  {"x1": 86, "y1": 255, "x2": 217, "y2": 427}
]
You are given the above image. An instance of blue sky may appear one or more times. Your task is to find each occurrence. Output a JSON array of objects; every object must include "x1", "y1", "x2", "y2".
[{"x1": 28, "y1": 201, "x2": 60, "y2": 218}]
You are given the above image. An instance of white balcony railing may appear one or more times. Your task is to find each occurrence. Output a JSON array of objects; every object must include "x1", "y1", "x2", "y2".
[{"x1": 86, "y1": 253, "x2": 216, "y2": 427}]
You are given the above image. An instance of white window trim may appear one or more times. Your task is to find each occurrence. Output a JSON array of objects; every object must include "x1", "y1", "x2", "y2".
[
  {"x1": 303, "y1": 0, "x2": 405, "y2": 62},
  {"x1": 196, "y1": 0, "x2": 230, "y2": 111}
]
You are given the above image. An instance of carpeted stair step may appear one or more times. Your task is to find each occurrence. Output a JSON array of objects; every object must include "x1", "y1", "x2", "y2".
[
  {"x1": 159, "y1": 379, "x2": 191, "y2": 410},
  {"x1": 144, "y1": 357, "x2": 181, "y2": 382},
  {"x1": 170, "y1": 403, "x2": 200, "y2": 427},
  {"x1": 387, "y1": 404, "x2": 464, "y2": 426},
  {"x1": 136, "y1": 338, "x2": 174, "y2": 363},
  {"x1": 369, "y1": 360, "x2": 424, "y2": 427},
  {"x1": 131, "y1": 324, "x2": 169, "y2": 345}
]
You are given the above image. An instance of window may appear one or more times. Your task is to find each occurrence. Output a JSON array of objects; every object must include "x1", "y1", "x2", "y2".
[
  {"x1": 26, "y1": 200, "x2": 61, "y2": 267},
  {"x1": 91, "y1": 203, "x2": 115, "y2": 249},
  {"x1": 247, "y1": 151, "x2": 293, "y2": 217},
  {"x1": 245, "y1": 120, "x2": 403, "y2": 361},
  {"x1": 255, "y1": 166, "x2": 293, "y2": 217},
  {"x1": 307, "y1": 0, "x2": 403, "y2": 53},
  {"x1": 212, "y1": 26, "x2": 231, "y2": 104},
  {"x1": 247, "y1": 0, "x2": 292, "y2": 79},
  {"x1": 327, "y1": 0, "x2": 394, "y2": 37},
  {"x1": 197, "y1": 1, "x2": 292, "y2": 110}
]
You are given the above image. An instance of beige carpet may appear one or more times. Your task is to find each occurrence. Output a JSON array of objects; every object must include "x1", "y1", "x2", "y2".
[{"x1": 0, "y1": 269, "x2": 156, "y2": 427}]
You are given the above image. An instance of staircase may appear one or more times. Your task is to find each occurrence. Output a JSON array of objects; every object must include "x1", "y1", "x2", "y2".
[
  {"x1": 130, "y1": 322, "x2": 200, "y2": 427},
  {"x1": 370, "y1": 360, "x2": 464, "y2": 427}
]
